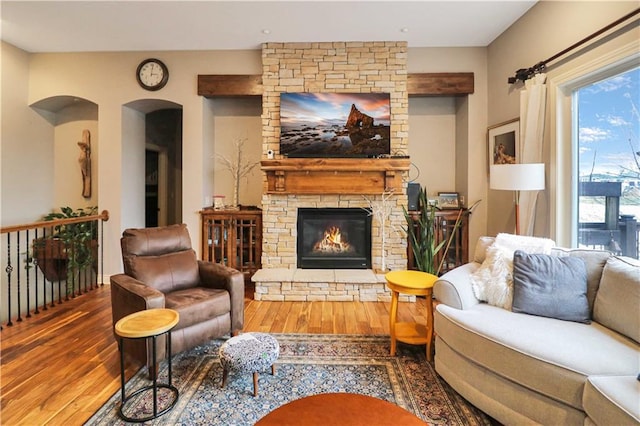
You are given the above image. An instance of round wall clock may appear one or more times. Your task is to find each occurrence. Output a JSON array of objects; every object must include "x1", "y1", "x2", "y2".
[{"x1": 136, "y1": 58, "x2": 169, "y2": 91}]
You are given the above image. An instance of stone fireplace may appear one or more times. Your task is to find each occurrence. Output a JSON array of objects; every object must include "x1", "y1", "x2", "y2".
[{"x1": 252, "y1": 41, "x2": 411, "y2": 302}]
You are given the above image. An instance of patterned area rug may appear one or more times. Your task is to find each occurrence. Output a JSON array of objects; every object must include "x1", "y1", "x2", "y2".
[{"x1": 87, "y1": 334, "x2": 491, "y2": 425}]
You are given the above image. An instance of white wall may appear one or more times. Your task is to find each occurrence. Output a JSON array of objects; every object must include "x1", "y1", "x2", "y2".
[
  {"x1": 210, "y1": 97, "x2": 262, "y2": 208},
  {"x1": 455, "y1": 95, "x2": 471, "y2": 208},
  {"x1": 408, "y1": 97, "x2": 457, "y2": 196},
  {"x1": 203, "y1": 98, "x2": 216, "y2": 207},
  {"x1": 121, "y1": 106, "x2": 146, "y2": 230},
  {"x1": 408, "y1": 47, "x2": 489, "y2": 254},
  {"x1": 53, "y1": 110, "x2": 98, "y2": 209},
  {"x1": 1, "y1": 42, "x2": 54, "y2": 224}
]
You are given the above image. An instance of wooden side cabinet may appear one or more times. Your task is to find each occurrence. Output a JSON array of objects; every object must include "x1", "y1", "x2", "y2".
[
  {"x1": 200, "y1": 207, "x2": 262, "y2": 279},
  {"x1": 407, "y1": 209, "x2": 469, "y2": 275}
]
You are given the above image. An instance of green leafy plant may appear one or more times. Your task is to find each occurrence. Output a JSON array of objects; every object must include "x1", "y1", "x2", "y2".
[
  {"x1": 403, "y1": 187, "x2": 463, "y2": 275},
  {"x1": 33, "y1": 206, "x2": 98, "y2": 287}
]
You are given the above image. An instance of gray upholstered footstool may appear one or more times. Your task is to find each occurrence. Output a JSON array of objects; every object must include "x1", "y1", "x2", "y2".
[{"x1": 219, "y1": 332, "x2": 279, "y2": 396}]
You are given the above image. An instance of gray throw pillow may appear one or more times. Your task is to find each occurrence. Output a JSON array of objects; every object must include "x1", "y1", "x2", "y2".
[{"x1": 512, "y1": 250, "x2": 590, "y2": 323}]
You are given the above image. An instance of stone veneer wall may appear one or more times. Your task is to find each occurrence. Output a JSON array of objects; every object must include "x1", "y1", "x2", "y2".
[{"x1": 261, "y1": 41, "x2": 409, "y2": 272}]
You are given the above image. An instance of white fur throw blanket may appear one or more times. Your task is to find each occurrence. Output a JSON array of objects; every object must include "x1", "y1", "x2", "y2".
[{"x1": 470, "y1": 233, "x2": 555, "y2": 310}]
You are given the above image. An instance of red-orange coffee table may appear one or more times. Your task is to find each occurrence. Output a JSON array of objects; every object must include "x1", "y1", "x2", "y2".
[{"x1": 255, "y1": 393, "x2": 425, "y2": 425}]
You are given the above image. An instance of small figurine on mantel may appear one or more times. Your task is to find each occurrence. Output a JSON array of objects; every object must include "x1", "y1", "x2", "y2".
[
  {"x1": 216, "y1": 136, "x2": 258, "y2": 208},
  {"x1": 78, "y1": 129, "x2": 91, "y2": 198}
]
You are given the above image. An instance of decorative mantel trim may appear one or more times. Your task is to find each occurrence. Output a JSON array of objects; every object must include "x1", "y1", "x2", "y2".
[{"x1": 261, "y1": 158, "x2": 411, "y2": 195}]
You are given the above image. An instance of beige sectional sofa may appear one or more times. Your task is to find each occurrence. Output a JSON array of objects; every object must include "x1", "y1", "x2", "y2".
[{"x1": 433, "y1": 237, "x2": 640, "y2": 425}]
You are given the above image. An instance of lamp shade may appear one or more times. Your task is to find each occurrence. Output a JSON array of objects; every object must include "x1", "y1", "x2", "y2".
[{"x1": 490, "y1": 163, "x2": 545, "y2": 191}]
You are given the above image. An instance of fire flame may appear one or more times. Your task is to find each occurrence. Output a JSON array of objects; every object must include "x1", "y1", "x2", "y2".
[{"x1": 313, "y1": 226, "x2": 354, "y2": 253}]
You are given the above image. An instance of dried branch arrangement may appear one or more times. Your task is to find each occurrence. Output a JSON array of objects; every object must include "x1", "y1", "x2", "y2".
[
  {"x1": 363, "y1": 189, "x2": 398, "y2": 272},
  {"x1": 216, "y1": 137, "x2": 259, "y2": 207}
]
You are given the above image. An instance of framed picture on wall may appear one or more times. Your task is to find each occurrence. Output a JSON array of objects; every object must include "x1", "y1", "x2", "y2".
[
  {"x1": 488, "y1": 118, "x2": 519, "y2": 171},
  {"x1": 438, "y1": 192, "x2": 460, "y2": 209}
]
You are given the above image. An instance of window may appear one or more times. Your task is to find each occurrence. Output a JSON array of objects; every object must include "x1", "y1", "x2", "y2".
[{"x1": 575, "y1": 67, "x2": 639, "y2": 258}]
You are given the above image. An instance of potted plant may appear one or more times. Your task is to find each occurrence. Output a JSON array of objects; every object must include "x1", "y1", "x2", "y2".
[
  {"x1": 403, "y1": 187, "x2": 463, "y2": 275},
  {"x1": 33, "y1": 206, "x2": 98, "y2": 285}
]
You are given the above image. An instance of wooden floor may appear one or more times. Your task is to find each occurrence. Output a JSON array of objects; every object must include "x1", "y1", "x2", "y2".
[{"x1": 0, "y1": 284, "x2": 427, "y2": 425}]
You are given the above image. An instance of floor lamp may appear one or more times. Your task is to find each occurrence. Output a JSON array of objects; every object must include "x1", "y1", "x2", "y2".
[{"x1": 490, "y1": 163, "x2": 545, "y2": 235}]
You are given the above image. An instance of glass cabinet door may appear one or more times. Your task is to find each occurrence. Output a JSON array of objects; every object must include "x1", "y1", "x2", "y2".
[{"x1": 201, "y1": 209, "x2": 262, "y2": 278}]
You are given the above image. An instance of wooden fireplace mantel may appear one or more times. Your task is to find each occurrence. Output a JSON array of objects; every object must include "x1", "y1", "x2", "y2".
[{"x1": 261, "y1": 158, "x2": 411, "y2": 195}]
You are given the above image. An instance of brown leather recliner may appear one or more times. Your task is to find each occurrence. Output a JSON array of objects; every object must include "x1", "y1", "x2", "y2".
[{"x1": 110, "y1": 223, "x2": 244, "y2": 370}]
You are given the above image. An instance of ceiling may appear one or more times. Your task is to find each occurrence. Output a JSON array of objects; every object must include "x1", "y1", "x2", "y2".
[{"x1": 1, "y1": 1, "x2": 537, "y2": 53}]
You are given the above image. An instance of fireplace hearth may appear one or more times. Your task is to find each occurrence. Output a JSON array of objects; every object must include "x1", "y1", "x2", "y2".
[{"x1": 297, "y1": 208, "x2": 372, "y2": 269}]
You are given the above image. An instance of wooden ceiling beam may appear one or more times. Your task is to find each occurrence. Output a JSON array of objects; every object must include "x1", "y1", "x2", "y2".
[
  {"x1": 197, "y1": 73, "x2": 474, "y2": 97},
  {"x1": 407, "y1": 73, "x2": 474, "y2": 96},
  {"x1": 197, "y1": 74, "x2": 263, "y2": 96}
]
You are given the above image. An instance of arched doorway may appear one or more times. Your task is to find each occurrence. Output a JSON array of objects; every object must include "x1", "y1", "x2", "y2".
[{"x1": 123, "y1": 100, "x2": 183, "y2": 228}]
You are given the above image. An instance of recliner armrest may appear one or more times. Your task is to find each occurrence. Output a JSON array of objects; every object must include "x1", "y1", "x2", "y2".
[
  {"x1": 433, "y1": 262, "x2": 481, "y2": 310},
  {"x1": 110, "y1": 273, "x2": 165, "y2": 335},
  {"x1": 198, "y1": 261, "x2": 245, "y2": 332},
  {"x1": 198, "y1": 261, "x2": 240, "y2": 288}
]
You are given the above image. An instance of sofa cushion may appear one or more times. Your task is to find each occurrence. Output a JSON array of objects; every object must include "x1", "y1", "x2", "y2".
[
  {"x1": 492, "y1": 233, "x2": 555, "y2": 253},
  {"x1": 126, "y1": 249, "x2": 200, "y2": 293},
  {"x1": 512, "y1": 251, "x2": 589, "y2": 323},
  {"x1": 594, "y1": 256, "x2": 640, "y2": 343},
  {"x1": 551, "y1": 248, "x2": 611, "y2": 314},
  {"x1": 583, "y1": 375, "x2": 640, "y2": 426},
  {"x1": 470, "y1": 244, "x2": 514, "y2": 309},
  {"x1": 473, "y1": 236, "x2": 495, "y2": 264},
  {"x1": 470, "y1": 233, "x2": 555, "y2": 310},
  {"x1": 435, "y1": 303, "x2": 640, "y2": 409}
]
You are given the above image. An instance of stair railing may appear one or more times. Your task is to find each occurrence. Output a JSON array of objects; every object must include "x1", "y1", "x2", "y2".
[{"x1": 0, "y1": 210, "x2": 109, "y2": 328}]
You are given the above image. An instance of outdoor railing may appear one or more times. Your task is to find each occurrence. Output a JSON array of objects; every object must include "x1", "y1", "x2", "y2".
[
  {"x1": 578, "y1": 216, "x2": 638, "y2": 259},
  {"x1": 0, "y1": 210, "x2": 109, "y2": 328}
]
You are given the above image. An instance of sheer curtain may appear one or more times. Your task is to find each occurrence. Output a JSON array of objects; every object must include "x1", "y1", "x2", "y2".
[{"x1": 519, "y1": 73, "x2": 547, "y2": 235}]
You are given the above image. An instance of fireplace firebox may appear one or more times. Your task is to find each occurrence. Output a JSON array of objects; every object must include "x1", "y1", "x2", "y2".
[{"x1": 297, "y1": 208, "x2": 372, "y2": 269}]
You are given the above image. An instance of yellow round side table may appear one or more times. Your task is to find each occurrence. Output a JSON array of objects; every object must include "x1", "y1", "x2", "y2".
[
  {"x1": 385, "y1": 270, "x2": 438, "y2": 361},
  {"x1": 115, "y1": 308, "x2": 180, "y2": 422}
]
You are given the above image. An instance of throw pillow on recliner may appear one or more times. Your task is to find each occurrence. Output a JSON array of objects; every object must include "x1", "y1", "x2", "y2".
[{"x1": 512, "y1": 250, "x2": 590, "y2": 323}]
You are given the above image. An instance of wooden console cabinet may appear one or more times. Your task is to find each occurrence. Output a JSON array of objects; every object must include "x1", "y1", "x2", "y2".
[
  {"x1": 200, "y1": 208, "x2": 262, "y2": 279},
  {"x1": 407, "y1": 209, "x2": 469, "y2": 275}
]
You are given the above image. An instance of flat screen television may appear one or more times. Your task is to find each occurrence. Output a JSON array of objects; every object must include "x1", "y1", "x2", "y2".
[{"x1": 280, "y1": 92, "x2": 391, "y2": 158}]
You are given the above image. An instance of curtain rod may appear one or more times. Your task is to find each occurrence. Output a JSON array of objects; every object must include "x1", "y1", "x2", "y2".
[{"x1": 508, "y1": 7, "x2": 640, "y2": 84}]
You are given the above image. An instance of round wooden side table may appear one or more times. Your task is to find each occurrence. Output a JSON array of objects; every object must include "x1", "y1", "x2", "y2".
[
  {"x1": 385, "y1": 270, "x2": 438, "y2": 361},
  {"x1": 115, "y1": 308, "x2": 180, "y2": 422}
]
